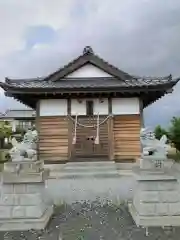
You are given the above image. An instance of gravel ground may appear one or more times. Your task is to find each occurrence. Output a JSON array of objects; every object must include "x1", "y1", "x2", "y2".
[{"x1": 1, "y1": 201, "x2": 180, "y2": 240}]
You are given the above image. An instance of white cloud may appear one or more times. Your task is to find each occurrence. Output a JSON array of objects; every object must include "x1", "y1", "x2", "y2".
[
  {"x1": 0, "y1": 0, "x2": 180, "y2": 126},
  {"x1": 0, "y1": 0, "x2": 74, "y2": 57}
]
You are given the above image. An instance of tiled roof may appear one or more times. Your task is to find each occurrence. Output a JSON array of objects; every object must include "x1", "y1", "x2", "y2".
[
  {"x1": 0, "y1": 109, "x2": 36, "y2": 118},
  {"x1": 0, "y1": 46, "x2": 179, "y2": 93},
  {"x1": 0, "y1": 76, "x2": 177, "y2": 91}
]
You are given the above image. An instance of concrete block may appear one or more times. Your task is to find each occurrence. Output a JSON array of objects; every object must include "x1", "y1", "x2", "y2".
[
  {"x1": 159, "y1": 191, "x2": 180, "y2": 203},
  {"x1": 169, "y1": 203, "x2": 180, "y2": 215},
  {"x1": 3, "y1": 184, "x2": 14, "y2": 194},
  {"x1": 137, "y1": 203, "x2": 156, "y2": 216},
  {"x1": 157, "y1": 182, "x2": 178, "y2": 191},
  {"x1": 140, "y1": 182, "x2": 158, "y2": 191},
  {"x1": 140, "y1": 181, "x2": 177, "y2": 191},
  {"x1": 133, "y1": 195, "x2": 141, "y2": 207},
  {"x1": 0, "y1": 206, "x2": 12, "y2": 218},
  {"x1": 26, "y1": 183, "x2": 44, "y2": 193},
  {"x1": 13, "y1": 184, "x2": 26, "y2": 194},
  {"x1": 155, "y1": 203, "x2": 169, "y2": 215},
  {"x1": 0, "y1": 206, "x2": 53, "y2": 231},
  {"x1": 12, "y1": 206, "x2": 26, "y2": 218},
  {"x1": 0, "y1": 194, "x2": 19, "y2": 206},
  {"x1": 140, "y1": 191, "x2": 159, "y2": 202},
  {"x1": 25, "y1": 205, "x2": 46, "y2": 218},
  {"x1": 2, "y1": 171, "x2": 48, "y2": 183},
  {"x1": 129, "y1": 203, "x2": 180, "y2": 227},
  {"x1": 0, "y1": 194, "x2": 14, "y2": 205},
  {"x1": 20, "y1": 193, "x2": 42, "y2": 205}
]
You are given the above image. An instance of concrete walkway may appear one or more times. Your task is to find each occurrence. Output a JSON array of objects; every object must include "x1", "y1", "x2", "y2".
[{"x1": 45, "y1": 162, "x2": 137, "y2": 204}]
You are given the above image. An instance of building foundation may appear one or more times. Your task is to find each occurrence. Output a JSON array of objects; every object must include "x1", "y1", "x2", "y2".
[
  {"x1": 0, "y1": 161, "x2": 53, "y2": 231},
  {"x1": 129, "y1": 157, "x2": 180, "y2": 227}
]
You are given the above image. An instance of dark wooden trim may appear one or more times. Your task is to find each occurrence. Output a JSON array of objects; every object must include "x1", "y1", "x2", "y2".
[
  {"x1": 114, "y1": 158, "x2": 136, "y2": 163},
  {"x1": 67, "y1": 98, "x2": 71, "y2": 114},
  {"x1": 36, "y1": 100, "x2": 40, "y2": 161},
  {"x1": 14, "y1": 117, "x2": 35, "y2": 120},
  {"x1": 44, "y1": 160, "x2": 68, "y2": 164},
  {"x1": 108, "y1": 97, "x2": 112, "y2": 114}
]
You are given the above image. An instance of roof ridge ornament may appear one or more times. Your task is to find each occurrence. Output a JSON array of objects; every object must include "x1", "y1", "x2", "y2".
[
  {"x1": 83, "y1": 46, "x2": 94, "y2": 55},
  {"x1": 5, "y1": 77, "x2": 11, "y2": 84}
]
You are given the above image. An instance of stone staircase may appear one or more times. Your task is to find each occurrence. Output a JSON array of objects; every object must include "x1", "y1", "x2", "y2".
[{"x1": 47, "y1": 161, "x2": 134, "y2": 179}]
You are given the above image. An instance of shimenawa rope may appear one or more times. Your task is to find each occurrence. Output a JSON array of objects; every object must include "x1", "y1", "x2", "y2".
[{"x1": 68, "y1": 114, "x2": 112, "y2": 128}]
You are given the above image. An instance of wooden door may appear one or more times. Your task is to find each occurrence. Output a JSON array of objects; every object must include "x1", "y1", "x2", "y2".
[{"x1": 71, "y1": 116, "x2": 109, "y2": 159}]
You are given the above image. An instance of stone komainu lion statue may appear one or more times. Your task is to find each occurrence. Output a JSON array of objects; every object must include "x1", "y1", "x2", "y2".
[
  {"x1": 140, "y1": 128, "x2": 170, "y2": 158},
  {"x1": 7, "y1": 128, "x2": 38, "y2": 162}
]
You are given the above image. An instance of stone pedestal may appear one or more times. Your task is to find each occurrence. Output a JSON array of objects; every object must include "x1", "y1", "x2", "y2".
[
  {"x1": 129, "y1": 158, "x2": 180, "y2": 227},
  {"x1": 0, "y1": 161, "x2": 53, "y2": 231}
]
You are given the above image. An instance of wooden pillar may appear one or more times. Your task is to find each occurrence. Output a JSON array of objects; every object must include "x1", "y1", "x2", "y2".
[
  {"x1": 108, "y1": 97, "x2": 114, "y2": 160},
  {"x1": 67, "y1": 98, "x2": 73, "y2": 159},
  {"x1": 108, "y1": 117, "x2": 114, "y2": 160},
  {"x1": 139, "y1": 98, "x2": 144, "y2": 128},
  {"x1": 36, "y1": 100, "x2": 40, "y2": 161}
]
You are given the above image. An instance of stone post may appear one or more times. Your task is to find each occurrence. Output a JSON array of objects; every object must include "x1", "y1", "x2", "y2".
[
  {"x1": 0, "y1": 160, "x2": 53, "y2": 231},
  {"x1": 129, "y1": 156, "x2": 180, "y2": 228}
]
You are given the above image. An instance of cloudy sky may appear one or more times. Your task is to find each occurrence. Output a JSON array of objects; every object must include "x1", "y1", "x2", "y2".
[{"x1": 0, "y1": 0, "x2": 180, "y2": 127}]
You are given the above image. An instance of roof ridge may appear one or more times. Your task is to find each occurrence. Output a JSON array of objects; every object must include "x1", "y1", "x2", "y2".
[
  {"x1": 132, "y1": 74, "x2": 172, "y2": 80},
  {"x1": 92, "y1": 53, "x2": 132, "y2": 78},
  {"x1": 44, "y1": 53, "x2": 85, "y2": 81},
  {"x1": 43, "y1": 46, "x2": 134, "y2": 81},
  {"x1": 5, "y1": 77, "x2": 45, "y2": 83}
]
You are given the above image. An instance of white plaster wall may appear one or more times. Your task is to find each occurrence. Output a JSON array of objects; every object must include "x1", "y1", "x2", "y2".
[
  {"x1": 71, "y1": 98, "x2": 109, "y2": 116},
  {"x1": 66, "y1": 64, "x2": 112, "y2": 78},
  {"x1": 93, "y1": 98, "x2": 108, "y2": 115},
  {"x1": 112, "y1": 98, "x2": 140, "y2": 115},
  {"x1": 71, "y1": 99, "x2": 86, "y2": 115},
  {"x1": 39, "y1": 99, "x2": 67, "y2": 116}
]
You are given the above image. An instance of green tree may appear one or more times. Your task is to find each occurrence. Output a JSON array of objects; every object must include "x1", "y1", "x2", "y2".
[
  {"x1": 0, "y1": 121, "x2": 12, "y2": 148},
  {"x1": 154, "y1": 124, "x2": 168, "y2": 140},
  {"x1": 168, "y1": 117, "x2": 180, "y2": 152}
]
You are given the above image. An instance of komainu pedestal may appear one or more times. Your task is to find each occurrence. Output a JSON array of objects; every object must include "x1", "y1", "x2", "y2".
[
  {"x1": 129, "y1": 157, "x2": 180, "y2": 228},
  {"x1": 0, "y1": 161, "x2": 53, "y2": 231}
]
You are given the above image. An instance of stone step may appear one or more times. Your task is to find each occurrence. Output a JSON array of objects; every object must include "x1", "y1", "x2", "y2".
[
  {"x1": 65, "y1": 161, "x2": 117, "y2": 167},
  {"x1": 45, "y1": 162, "x2": 116, "y2": 170},
  {"x1": 49, "y1": 169, "x2": 132, "y2": 179},
  {"x1": 59, "y1": 167, "x2": 117, "y2": 173},
  {"x1": 46, "y1": 161, "x2": 133, "y2": 179},
  {"x1": 62, "y1": 163, "x2": 117, "y2": 171},
  {"x1": 116, "y1": 162, "x2": 139, "y2": 170},
  {"x1": 49, "y1": 170, "x2": 120, "y2": 179}
]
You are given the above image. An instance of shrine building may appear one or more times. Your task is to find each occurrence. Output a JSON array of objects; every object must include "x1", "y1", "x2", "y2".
[{"x1": 0, "y1": 46, "x2": 179, "y2": 164}]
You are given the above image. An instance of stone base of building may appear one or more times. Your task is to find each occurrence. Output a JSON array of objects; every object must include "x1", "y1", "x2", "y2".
[
  {"x1": 0, "y1": 206, "x2": 53, "y2": 231},
  {"x1": 129, "y1": 162, "x2": 180, "y2": 228},
  {"x1": 129, "y1": 203, "x2": 180, "y2": 227},
  {"x1": 0, "y1": 160, "x2": 54, "y2": 231}
]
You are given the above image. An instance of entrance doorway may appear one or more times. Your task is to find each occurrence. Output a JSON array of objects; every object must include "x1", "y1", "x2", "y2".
[{"x1": 71, "y1": 116, "x2": 109, "y2": 159}]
